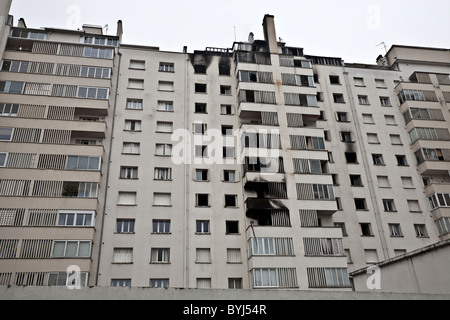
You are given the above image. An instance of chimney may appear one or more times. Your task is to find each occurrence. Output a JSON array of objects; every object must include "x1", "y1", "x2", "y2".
[
  {"x1": 262, "y1": 14, "x2": 278, "y2": 54},
  {"x1": 18, "y1": 18, "x2": 27, "y2": 28},
  {"x1": 116, "y1": 20, "x2": 123, "y2": 43}
]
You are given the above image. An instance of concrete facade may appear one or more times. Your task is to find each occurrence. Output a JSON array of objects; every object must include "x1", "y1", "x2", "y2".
[{"x1": 0, "y1": 4, "x2": 449, "y2": 295}]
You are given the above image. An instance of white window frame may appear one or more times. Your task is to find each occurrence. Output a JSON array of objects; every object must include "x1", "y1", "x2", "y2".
[
  {"x1": 77, "y1": 86, "x2": 109, "y2": 99},
  {"x1": 52, "y1": 240, "x2": 92, "y2": 258},
  {"x1": 57, "y1": 210, "x2": 95, "y2": 227},
  {"x1": 0, "y1": 152, "x2": 8, "y2": 167},
  {"x1": 150, "y1": 248, "x2": 170, "y2": 263},
  {"x1": 155, "y1": 144, "x2": 172, "y2": 156},
  {"x1": 253, "y1": 268, "x2": 279, "y2": 288},
  {"x1": 126, "y1": 99, "x2": 143, "y2": 110},
  {"x1": 66, "y1": 156, "x2": 101, "y2": 171},
  {"x1": 0, "y1": 103, "x2": 19, "y2": 117},
  {"x1": 152, "y1": 220, "x2": 171, "y2": 234}
]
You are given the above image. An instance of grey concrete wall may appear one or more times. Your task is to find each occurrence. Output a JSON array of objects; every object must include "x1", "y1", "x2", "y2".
[{"x1": 0, "y1": 286, "x2": 448, "y2": 300}]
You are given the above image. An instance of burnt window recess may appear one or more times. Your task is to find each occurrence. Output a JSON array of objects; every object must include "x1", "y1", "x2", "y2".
[
  {"x1": 196, "y1": 194, "x2": 210, "y2": 207},
  {"x1": 345, "y1": 152, "x2": 358, "y2": 164},
  {"x1": 195, "y1": 103, "x2": 207, "y2": 114},
  {"x1": 355, "y1": 199, "x2": 368, "y2": 210},
  {"x1": 225, "y1": 195, "x2": 237, "y2": 207},
  {"x1": 360, "y1": 223, "x2": 373, "y2": 236},
  {"x1": 330, "y1": 76, "x2": 341, "y2": 85},
  {"x1": 226, "y1": 221, "x2": 239, "y2": 234},
  {"x1": 350, "y1": 175, "x2": 363, "y2": 187},
  {"x1": 195, "y1": 83, "x2": 207, "y2": 93}
]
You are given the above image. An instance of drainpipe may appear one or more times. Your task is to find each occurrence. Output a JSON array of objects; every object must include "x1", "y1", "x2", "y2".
[
  {"x1": 95, "y1": 47, "x2": 122, "y2": 286},
  {"x1": 183, "y1": 46, "x2": 189, "y2": 288}
]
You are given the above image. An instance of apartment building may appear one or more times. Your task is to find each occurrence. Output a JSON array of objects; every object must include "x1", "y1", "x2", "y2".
[
  {"x1": 0, "y1": 2, "x2": 120, "y2": 286},
  {"x1": 0, "y1": 5, "x2": 449, "y2": 292}
]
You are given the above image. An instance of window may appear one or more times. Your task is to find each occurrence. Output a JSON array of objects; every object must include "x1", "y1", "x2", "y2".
[
  {"x1": 390, "y1": 134, "x2": 402, "y2": 145},
  {"x1": 156, "y1": 121, "x2": 173, "y2": 133},
  {"x1": 360, "y1": 223, "x2": 373, "y2": 236},
  {"x1": 383, "y1": 199, "x2": 396, "y2": 212},
  {"x1": 372, "y1": 154, "x2": 385, "y2": 165},
  {"x1": 196, "y1": 248, "x2": 211, "y2": 263},
  {"x1": 220, "y1": 86, "x2": 232, "y2": 95},
  {"x1": 159, "y1": 63, "x2": 174, "y2": 72},
  {"x1": 113, "y1": 248, "x2": 133, "y2": 264},
  {"x1": 155, "y1": 144, "x2": 172, "y2": 156},
  {"x1": 0, "y1": 127, "x2": 14, "y2": 141},
  {"x1": 197, "y1": 278, "x2": 212, "y2": 289},
  {"x1": 355, "y1": 199, "x2": 368, "y2": 210},
  {"x1": 222, "y1": 125, "x2": 233, "y2": 136},
  {"x1": 350, "y1": 175, "x2": 363, "y2": 187},
  {"x1": 0, "y1": 103, "x2": 19, "y2": 117},
  {"x1": 345, "y1": 152, "x2": 358, "y2": 164},
  {"x1": 362, "y1": 113, "x2": 374, "y2": 124},
  {"x1": 157, "y1": 101, "x2": 174, "y2": 112},
  {"x1": 153, "y1": 220, "x2": 171, "y2": 234},
  {"x1": 130, "y1": 60, "x2": 145, "y2": 70},
  {"x1": 223, "y1": 170, "x2": 236, "y2": 182},
  {"x1": 228, "y1": 278, "x2": 242, "y2": 289},
  {"x1": 0, "y1": 81, "x2": 24, "y2": 94},
  {"x1": 195, "y1": 83, "x2": 207, "y2": 93},
  {"x1": 77, "y1": 87, "x2": 109, "y2": 99},
  {"x1": 150, "y1": 279, "x2": 169, "y2": 288},
  {"x1": 158, "y1": 81, "x2": 174, "y2": 91},
  {"x1": 0, "y1": 152, "x2": 7, "y2": 167},
  {"x1": 11, "y1": 29, "x2": 47, "y2": 40},
  {"x1": 389, "y1": 224, "x2": 402, "y2": 237},
  {"x1": 120, "y1": 167, "x2": 138, "y2": 179},
  {"x1": 253, "y1": 269, "x2": 278, "y2": 288},
  {"x1": 122, "y1": 142, "x2": 140, "y2": 154},
  {"x1": 226, "y1": 221, "x2": 239, "y2": 234},
  {"x1": 195, "y1": 103, "x2": 207, "y2": 114},
  {"x1": 354, "y1": 77, "x2": 365, "y2": 86},
  {"x1": 380, "y1": 97, "x2": 391, "y2": 107},
  {"x1": 66, "y1": 156, "x2": 101, "y2": 171},
  {"x1": 414, "y1": 224, "x2": 428, "y2": 238},
  {"x1": 154, "y1": 168, "x2": 172, "y2": 181},
  {"x1": 62, "y1": 182, "x2": 98, "y2": 198},
  {"x1": 221, "y1": 104, "x2": 234, "y2": 115},
  {"x1": 52, "y1": 240, "x2": 91, "y2": 258},
  {"x1": 336, "y1": 112, "x2": 348, "y2": 122},
  {"x1": 116, "y1": 219, "x2": 135, "y2": 233},
  {"x1": 118, "y1": 192, "x2": 137, "y2": 206},
  {"x1": 407, "y1": 200, "x2": 421, "y2": 213},
  {"x1": 195, "y1": 169, "x2": 209, "y2": 182},
  {"x1": 196, "y1": 220, "x2": 210, "y2": 234},
  {"x1": 83, "y1": 47, "x2": 114, "y2": 59},
  {"x1": 358, "y1": 95, "x2": 370, "y2": 105},
  {"x1": 223, "y1": 147, "x2": 235, "y2": 159},
  {"x1": 329, "y1": 75, "x2": 340, "y2": 84},
  {"x1": 195, "y1": 145, "x2": 208, "y2": 158},
  {"x1": 227, "y1": 249, "x2": 242, "y2": 263},
  {"x1": 225, "y1": 195, "x2": 237, "y2": 207},
  {"x1": 367, "y1": 133, "x2": 379, "y2": 144},
  {"x1": 365, "y1": 250, "x2": 378, "y2": 264},
  {"x1": 334, "y1": 223, "x2": 348, "y2": 237},
  {"x1": 340, "y1": 132, "x2": 353, "y2": 143},
  {"x1": 128, "y1": 79, "x2": 144, "y2": 90},
  {"x1": 375, "y1": 79, "x2": 386, "y2": 88},
  {"x1": 112, "y1": 279, "x2": 131, "y2": 287},
  {"x1": 401, "y1": 177, "x2": 414, "y2": 189},
  {"x1": 125, "y1": 120, "x2": 141, "y2": 131},
  {"x1": 83, "y1": 36, "x2": 118, "y2": 47},
  {"x1": 153, "y1": 193, "x2": 171, "y2": 206},
  {"x1": 385, "y1": 115, "x2": 397, "y2": 125},
  {"x1": 377, "y1": 176, "x2": 390, "y2": 188},
  {"x1": 1, "y1": 60, "x2": 29, "y2": 73},
  {"x1": 57, "y1": 211, "x2": 94, "y2": 227},
  {"x1": 196, "y1": 194, "x2": 210, "y2": 207},
  {"x1": 194, "y1": 123, "x2": 207, "y2": 135},
  {"x1": 396, "y1": 155, "x2": 408, "y2": 166},
  {"x1": 126, "y1": 99, "x2": 143, "y2": 110},
  {"x1": 150, "y1": 248, "x2": 170, "y2": 263},
  {"x1": 333, "y1": 93, "x2": 345, "y2": 103}
]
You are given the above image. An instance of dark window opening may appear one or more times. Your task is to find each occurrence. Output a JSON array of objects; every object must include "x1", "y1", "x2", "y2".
[
  {"x1": 226, "y1": 221, "x2": 239, "y2": 234},
  {"x1": 195, "y1": 83, "x2": 207, "y2": 93},
  {"x1": 360, "y1": 223, "x2": 373, "y2": 236},
  {"x1": 345, "y1": 152, "x2": 358, "y2": 164},
  {"x1": 197, "y1": 194, "x2": 209, "y2": 207},
  {"x1": 355, "y1": 198, "x2": 367, "y2": 210},
  {"x1": 225, "y1": 195, "x2": 237, "y2": 207}
]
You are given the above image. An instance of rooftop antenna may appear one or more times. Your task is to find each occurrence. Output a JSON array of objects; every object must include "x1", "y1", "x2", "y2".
[
  {"x1": 104, "y1": 24, "x2": 109, "y2": 35},
  {"x1": 234, "y1": 26, "x2": 237, "y2": 42},
  {"x1": 377, "y1": 41, "x2": 388, "y2": 54}
]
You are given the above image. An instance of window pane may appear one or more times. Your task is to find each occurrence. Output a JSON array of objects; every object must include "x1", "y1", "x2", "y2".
[
  {"x1": 65, "y1": 241, "x2": 78, "y2": 257},
  {"x1": 78, "y1": 242, "x2": 91, "y2": 257},
  {"x1": 78, "y1": 156, "x2": 89, "y2": 170},
  {"x1": 53, "y1": 242, "x2": 65, "y2": 257},
  {"x1": 88, "y1": 157, "x2": 100, "y2": 170}
]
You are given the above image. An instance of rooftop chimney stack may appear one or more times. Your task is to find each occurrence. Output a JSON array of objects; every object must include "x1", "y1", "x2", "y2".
[{"x1": 262, "y1": 14, "x2": 278, "y2": 54}]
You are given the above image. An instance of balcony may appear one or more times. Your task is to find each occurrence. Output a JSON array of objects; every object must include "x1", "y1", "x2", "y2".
[
  {"x1": 425, "y1": 182, "x2": 450, "y2": 197},
  {"x1": 418, "y1": 160, "x2": 450, "y2": 176}
]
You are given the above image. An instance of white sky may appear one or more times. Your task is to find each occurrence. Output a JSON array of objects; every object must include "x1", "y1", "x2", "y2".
[{"x1": 9, "y1": 0, "x2": 450, "y2": 64}]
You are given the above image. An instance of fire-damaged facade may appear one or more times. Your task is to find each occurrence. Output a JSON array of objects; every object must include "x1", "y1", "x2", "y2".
[{"x1": 0, "y1": 1, "x2": 449, "y2": 292}]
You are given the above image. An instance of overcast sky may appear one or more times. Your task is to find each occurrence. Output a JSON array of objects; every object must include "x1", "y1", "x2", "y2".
[{"x1": 9, "y1": 0, "x2": 450, "y2": 64}]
